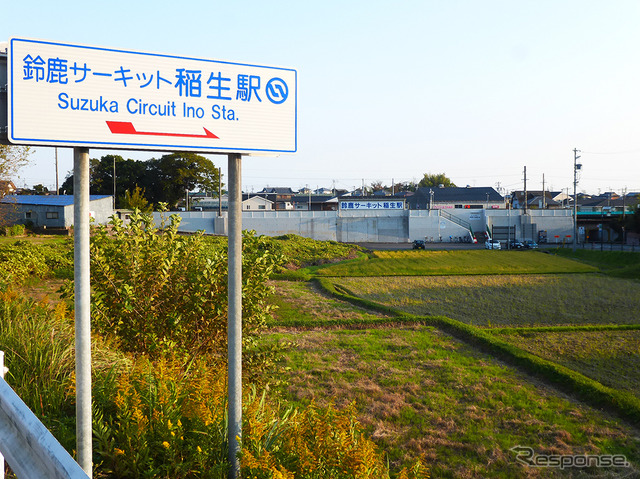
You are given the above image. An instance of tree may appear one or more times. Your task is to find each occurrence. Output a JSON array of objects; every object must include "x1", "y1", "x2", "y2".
[
  {"x1": 61, "y1": 152, "x2": 223, "y2": 209},
  {"x1": 0, "y1": 145, "x2": 32, "y2": 181},
  {"x1": 121, "y1": 186, "x2": 152, "y2": 212},
  {"x1": 33, "y1": 184, "x2": 49, "y2": 195},
  {"x1": 146, "y1": 152, "x2": 222, "y2": 207},
  {"x1": 418, "y1": 173, "x2": 456, "y2": 188}
]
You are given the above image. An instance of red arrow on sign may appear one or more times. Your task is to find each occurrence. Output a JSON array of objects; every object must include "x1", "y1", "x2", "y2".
[{"x1": 106, "y1": 121, "x2": 219, "y2": 139}]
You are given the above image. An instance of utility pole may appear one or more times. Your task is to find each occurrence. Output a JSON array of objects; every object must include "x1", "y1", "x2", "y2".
[
  {"x1": 55, "y1": 147, "x2": 60, "y2": 195},
  {"x1": 523, "y1": 166, "x2": 527, "y2": 214},
  {"x1": 573, "y1": 148, "x2": 582, "y2": 251},
  {"x1": 113, "y1": 156, "x2": 116, "y2": 210},
  {"x1": 218, "y1": 166, "x2": 222, "y2": 217},
  {"x1": 542, "y1": 174, "x2": 546, "y2": 209}
]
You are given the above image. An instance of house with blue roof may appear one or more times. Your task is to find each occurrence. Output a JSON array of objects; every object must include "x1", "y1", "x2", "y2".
[{"x1": 0, "y1": 195, "x2": 114, "y2": 229}]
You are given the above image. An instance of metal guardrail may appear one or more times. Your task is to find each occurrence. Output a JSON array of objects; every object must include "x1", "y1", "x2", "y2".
[
  {"x1": 438, "y1": 209, "x2": 471, "y2": 230},
  {"x1": 0, "y1": 351, "x2": 89, "y2": 479}
]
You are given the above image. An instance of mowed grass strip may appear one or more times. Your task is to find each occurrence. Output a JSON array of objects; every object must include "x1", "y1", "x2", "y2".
[
  {"x1": 333, "y1": 274, "x2": 640, "y2": 327},
  {"x1": 315, "y1": 250, "x2": 597, "y2": 277},
  {"x1": 264, "y1": 326, "x2": 640, "y2": 478},
  {"x1": 493, "y1": 329, "x2": 640, "y2": 400}
]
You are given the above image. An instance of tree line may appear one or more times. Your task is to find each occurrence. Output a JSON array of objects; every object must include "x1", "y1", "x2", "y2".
[{"x1": 61, "y1": 152, "x2": 222, "y2": 210}]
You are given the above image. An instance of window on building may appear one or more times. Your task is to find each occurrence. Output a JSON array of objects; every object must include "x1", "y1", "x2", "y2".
[
  {"x1": 258, "y1": 205, "x2": 266, "y2": 210},
  {"x1": 25, "y1": 211, "x2": 32, "y2": 219},
  {"x1": 46, "y1": 211, "x2": 59, "y2": 219}
]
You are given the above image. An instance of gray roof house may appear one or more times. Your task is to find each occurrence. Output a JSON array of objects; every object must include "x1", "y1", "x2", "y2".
[
  {"x1": 0, "y1": 195, "x2": 114, "y2": 229},
  {"x1": 406, "y1": 187, "x2": 504, "y2": 210}
]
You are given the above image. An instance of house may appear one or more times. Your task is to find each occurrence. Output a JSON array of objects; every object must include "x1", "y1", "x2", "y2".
[
  {"x1": 257, "y1": 187, "x2": 296, "y2": 210},
  {"x1": 0, "y1": 181, "x2": 17, "y2": 196},
  {"x1": 193, "y1": 194, "x2": 275, "y2": 211},
  {"x1": 242, "y1": 195, "x2": 274, "y2": 211},
  {"x1": 291, "y1": 194, "x2": 337, "y2": 211},
  {"x1": 511, "y1": 190, "x2": 567, "y2": 209},
  {"x1": 0, "y1": 195, "x2": 114, "y2": 229},
  {"x1": 192, "y1": 194, "x2": 228, "y2": 211},
  {"x1": 406, "y1": 186, "x2": 503, "y2": 210}
]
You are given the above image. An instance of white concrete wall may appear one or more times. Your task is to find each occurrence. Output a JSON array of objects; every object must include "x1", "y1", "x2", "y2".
[
  {"x1": 159, "y1": 208, "x2": 575, "y2": 244},
  {"x1": 486, "y1": 209, "x2": 573, "y2": 243},
  {"x1": 408, "y1": 210, "x2": 473, "y2": 242}
]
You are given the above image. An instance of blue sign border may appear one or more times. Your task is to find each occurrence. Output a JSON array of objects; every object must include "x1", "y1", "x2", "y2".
[{"x1": 8, "y1": 38, "x2": 297, "y2": 154}]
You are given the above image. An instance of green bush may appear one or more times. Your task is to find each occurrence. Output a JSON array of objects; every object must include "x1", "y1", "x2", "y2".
[
  {"x1": 67, "y1": 210, "x2": 284, "y2": 383},
  {"x1": 0, "y1": 239, "x2": 73, "y2": 287},
  {"x1": 2, "y1": 224, "x2": 26, "y2": 237},
  {"x1": 269, "y1": 234, "x2": 363, "y2": 268}
]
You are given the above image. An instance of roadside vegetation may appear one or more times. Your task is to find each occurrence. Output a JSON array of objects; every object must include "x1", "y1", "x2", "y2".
[
  {"x1": 0, "y1": 215, "x2": 426, "y2": 479},
  {"x1": 4, "y1": 232, "x2": 640, "y2": 477}
]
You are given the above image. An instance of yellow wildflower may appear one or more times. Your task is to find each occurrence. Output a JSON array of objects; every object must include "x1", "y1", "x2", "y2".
[{"x1": 162, "y1": 441, "x2": 170, "y2": 449}]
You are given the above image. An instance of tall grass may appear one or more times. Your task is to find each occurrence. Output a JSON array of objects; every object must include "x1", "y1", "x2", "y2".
[{"x1": 0, "y1": 289, "x2": 77, "y2": 449}]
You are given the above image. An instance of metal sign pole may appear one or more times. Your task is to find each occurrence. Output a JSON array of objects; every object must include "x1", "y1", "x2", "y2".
[
  {"x1": 227, "y1": 153, "x2": 242, "y2": 479},
  {"x1": 73, "y1": 147, "x2": 92, "y2": 477},
  {"x1": 0, "y1": 350, "x2": 5, "y2": 479}
]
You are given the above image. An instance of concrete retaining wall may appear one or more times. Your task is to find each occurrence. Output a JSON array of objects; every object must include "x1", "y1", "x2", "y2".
[{"x1": 157, "y1": 208, "x2": 574, "y2": 244}]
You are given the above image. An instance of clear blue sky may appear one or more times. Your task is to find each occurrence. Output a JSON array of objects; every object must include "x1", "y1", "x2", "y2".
[{"x1": 5, "y1": 0, "x2": 640, "y2": 195}]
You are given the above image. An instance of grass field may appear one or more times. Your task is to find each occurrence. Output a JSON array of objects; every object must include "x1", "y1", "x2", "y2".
[
  {"x1": 493, "y1": 329, "x2": 640, "y2": 400},
  {"x1": 552, "y1": 248, "x2": 640, "y2": 280},
  {"x1": 331, "y1": 274, "x2": 640, "y2": 327},
  {"x1": 268, "y1": 280, "x2": 393, "y2": 326},
  {"x1": 266, "y1": 326, "x2": 640, "y2": 478},
  {"x1": 264, "y1": 247, "x2": 640, "y2": 477},
  {"x1": 315, "y1": 250, "x2": 598, "y2": 277}
]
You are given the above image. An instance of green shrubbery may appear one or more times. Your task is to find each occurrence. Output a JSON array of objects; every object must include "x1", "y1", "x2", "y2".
[
  {"x1": 269, "y1": 234, "x2": 363, "y2": 268},
  {"x1": 0, "y1": 212, "x2": 428, "y2": 478},
  {"x1": 0, "y1": 239, "x2": 73, "y2": 288},
  {"x1": 2, "y1": 224, "x2": 26, "y2": 237}
]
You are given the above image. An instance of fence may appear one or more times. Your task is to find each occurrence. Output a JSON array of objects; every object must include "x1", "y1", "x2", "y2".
[
  {"x1": 560, "y1": 243, "x2": 638, "y2": 253},
  {"x1": 0, "y1": 351, "x2": 89, "y2": 479}
]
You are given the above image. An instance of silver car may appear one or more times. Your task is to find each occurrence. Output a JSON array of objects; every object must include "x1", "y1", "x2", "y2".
[{"x1": 485, "y1": 239, "x2": 501, "y2": 250}]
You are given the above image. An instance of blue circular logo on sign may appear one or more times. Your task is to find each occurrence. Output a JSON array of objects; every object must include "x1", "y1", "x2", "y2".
[{"x1": 266, "y1": 78, "x2": 289, "y2": 104}]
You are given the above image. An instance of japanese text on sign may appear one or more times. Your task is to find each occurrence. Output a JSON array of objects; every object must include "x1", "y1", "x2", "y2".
[
  {"x1": 340, "y1": 201, "x2": 405, "y2": 210},
  {"x1": 8, "y1": 38, "x2": 297, "y2": 153}
]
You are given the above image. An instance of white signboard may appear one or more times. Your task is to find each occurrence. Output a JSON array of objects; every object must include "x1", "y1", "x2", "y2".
[
  {"x1": 7, "y1": 38, "x2": 297, "y2": 154},
  {"x1": 339, "y1": 200, "x2": 405, "y2": 210}
]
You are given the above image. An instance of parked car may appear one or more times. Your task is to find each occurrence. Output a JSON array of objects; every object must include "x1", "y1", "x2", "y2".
[
  {"x1": 412, "y1": 239, "x2": 426, "y2": 250},
  {"x1": 508, "y1": 240, "x2": 525, "y2": 250},
  {"x1": 522, "y1": 240, "x2": 539, "y2": 249},
  {"x1": 485, "y1": 239, "x2": 501, "y2": 250}
]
